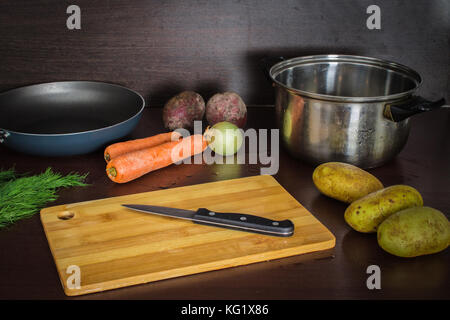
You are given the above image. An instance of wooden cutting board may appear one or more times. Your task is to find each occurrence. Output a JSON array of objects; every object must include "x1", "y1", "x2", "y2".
[{"x1": 40, "y1": 175, "x2": 335, "y2": 296}]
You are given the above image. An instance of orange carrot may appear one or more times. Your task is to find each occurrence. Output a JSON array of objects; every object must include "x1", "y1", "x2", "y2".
[
  {"x1": 106, "y1": 134, "x2": 207, "y2": 183},
  {"x1": 104, "y1": 131, "x2": 182, "y2": 162}
]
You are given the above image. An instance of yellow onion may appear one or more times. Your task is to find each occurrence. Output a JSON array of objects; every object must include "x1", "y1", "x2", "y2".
[{"x1": 204, "y1": 121, "x2": 243, "y2": 156}]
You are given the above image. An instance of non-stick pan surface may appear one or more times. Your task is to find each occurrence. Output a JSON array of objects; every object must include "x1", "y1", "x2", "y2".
[{"x1": 0, "y1": 81, "x2": 145, "y2": 156}]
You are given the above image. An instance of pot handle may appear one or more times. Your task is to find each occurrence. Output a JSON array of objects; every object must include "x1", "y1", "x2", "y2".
[
  {"x1": 259, "y1": 56, "x2": 286, "y2": 83},
  {"x1": 384, "y1": 96, "x2": 446, "y2": 122}
]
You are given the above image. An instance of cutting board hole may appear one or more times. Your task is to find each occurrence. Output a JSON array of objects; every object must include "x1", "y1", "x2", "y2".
[{"x1": 57, "y1": 211, "x2": 75, "y2": 220}]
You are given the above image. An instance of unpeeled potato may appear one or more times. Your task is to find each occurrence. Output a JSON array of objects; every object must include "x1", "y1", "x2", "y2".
[
  {"x1": 377, "y1": 206, "x2": 449, "y2": 257},
  {"x1": 344, "y1": 185, "x2": 423, "y2": 233},
  {"x1": 312, "y1": 162, "x2": 383, "y2": 203}
]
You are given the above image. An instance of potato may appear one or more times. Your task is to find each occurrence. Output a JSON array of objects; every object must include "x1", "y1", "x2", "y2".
[
  {"x1": 377, "y1": 206, "x2": 450, "y2": 257},
  {"x1": 312, "y1": 162, "x2": 383, "y2": 203},
  {"x1": 344, "y1": 185, "x2": 423, "y2": 233}
]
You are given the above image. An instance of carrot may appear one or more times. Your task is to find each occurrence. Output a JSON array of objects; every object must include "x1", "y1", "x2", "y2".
[
  {"x1": 104, "y1": 131, "x2": 182, "y2": 162},
  {"x1": 106, "y1": 134, "x2": 207, "y2": 183}
]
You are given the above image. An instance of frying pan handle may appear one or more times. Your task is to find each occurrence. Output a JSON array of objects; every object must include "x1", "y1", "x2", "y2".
[
  {"x1": 384, "y1": 96, "x2": 446, "y2": 122},
  {"x1": 259, "y1": 56, "x2": 286, "y2": 84},
  {"x1": 0, "y1": 130, "x2": 10, "y2": 143}
]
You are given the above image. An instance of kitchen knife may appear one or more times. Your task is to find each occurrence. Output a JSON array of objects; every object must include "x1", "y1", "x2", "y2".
[{"x1": 122, "y1": 204, "x2": 294, "y2": 237}]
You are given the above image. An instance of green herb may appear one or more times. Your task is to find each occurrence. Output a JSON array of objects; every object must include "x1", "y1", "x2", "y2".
[
  {"x1": 0, "y1": 168, "x2": 89, "y2": 228},
  {"x1": 0, "y1": 168, "x2": 17, "y2": 185}
]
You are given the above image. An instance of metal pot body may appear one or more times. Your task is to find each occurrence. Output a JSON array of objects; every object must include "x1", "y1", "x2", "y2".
[
  {"x1": 274, "y1": 86, "x2": 411, "y2": 168},
  {"x1": 267, "y1": 55, "x2": 444, "y2": 168}
]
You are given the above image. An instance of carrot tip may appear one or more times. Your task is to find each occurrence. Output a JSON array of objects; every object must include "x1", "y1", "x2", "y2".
[{"x1": 107, "y1": 167, "x2": 117, "y2": 177}]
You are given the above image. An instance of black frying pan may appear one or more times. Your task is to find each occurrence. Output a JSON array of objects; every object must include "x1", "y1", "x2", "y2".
[{"x1": 0, "y1": 81, "x2": 145, "y2": 156}]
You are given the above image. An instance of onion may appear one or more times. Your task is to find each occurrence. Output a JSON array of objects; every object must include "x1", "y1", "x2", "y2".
[{"x1": 204, "y1": 121, "x2": 243, "y2": 156}]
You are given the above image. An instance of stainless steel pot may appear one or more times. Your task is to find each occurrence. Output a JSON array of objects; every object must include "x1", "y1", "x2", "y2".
[{"x1": 263, "y1": 55, "x2": 445, "y2": 168}]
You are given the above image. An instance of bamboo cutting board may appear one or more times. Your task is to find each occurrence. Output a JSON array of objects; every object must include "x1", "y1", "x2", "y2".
[{"x1": 40, "y1": 175, "x2": 335, "y2": 296}]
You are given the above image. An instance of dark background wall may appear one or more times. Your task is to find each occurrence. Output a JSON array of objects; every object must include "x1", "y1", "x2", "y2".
[{"x1": 0, "y1": 0, "x2": 448, "y2": 106}]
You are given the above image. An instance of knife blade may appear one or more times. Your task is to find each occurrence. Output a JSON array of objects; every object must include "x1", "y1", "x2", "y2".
[{"x1": 122, "y1": 204, "x2": 294, "y2": 237}]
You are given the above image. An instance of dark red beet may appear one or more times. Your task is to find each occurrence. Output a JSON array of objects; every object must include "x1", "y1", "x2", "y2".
[
  {"x1": 162, "y1": 91, "x2": 205, "y2": 130},
  {"x1": 206, "y1": 92, "x2": 247, "y2": 128}
]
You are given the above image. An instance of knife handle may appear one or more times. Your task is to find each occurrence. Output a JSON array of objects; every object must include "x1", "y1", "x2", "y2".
[{"x1": 193, "y1": 208, "x2": 294, "y2": 237}]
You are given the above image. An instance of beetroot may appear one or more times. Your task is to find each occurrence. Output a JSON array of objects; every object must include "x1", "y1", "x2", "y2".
[
  {"x1": 206, "y1": 92, "x2": 247, "y2": 128},
  {"x1": 163, "y1": 91, "x2": 205, "y2": 131}
]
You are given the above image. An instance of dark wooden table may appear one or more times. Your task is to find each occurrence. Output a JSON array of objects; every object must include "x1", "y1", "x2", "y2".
[{"x1": 0, "y1": 106, "x2": 449, "y2": 300}]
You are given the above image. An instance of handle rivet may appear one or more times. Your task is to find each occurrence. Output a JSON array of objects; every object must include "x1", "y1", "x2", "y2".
[
  {"x1": 272, "y1": 221, "x2": 279, "y2": 226},
  {"x1": 208, "y1": 211, "x2": 215, "y2": 216},
  {"x1": 240, "y1": 216, "x2": 247, "y2": 221}
]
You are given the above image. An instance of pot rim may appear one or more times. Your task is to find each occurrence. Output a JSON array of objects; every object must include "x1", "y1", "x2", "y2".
[{"x1": 269, "y1": 54, "x2": 422, "y2": 103}]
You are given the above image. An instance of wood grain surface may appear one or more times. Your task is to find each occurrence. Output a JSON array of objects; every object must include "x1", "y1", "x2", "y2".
[
  {"x1": 40, "y1": 175, "x2": 335, "y2": 296},
  {"x1": 0, "y1": 0, "x2": 447, "y2": 105},
  {"x1": 0, "y1": 107, "x2": 449, "y2": 299}
]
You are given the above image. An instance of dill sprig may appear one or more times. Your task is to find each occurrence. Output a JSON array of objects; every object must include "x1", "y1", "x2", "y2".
[
  {"x1": 0, "y1": 168, "x2": 89, "y2": 228},
  {"x1": 0, "y1": 168, "x2": 17, "y2": 185}
]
